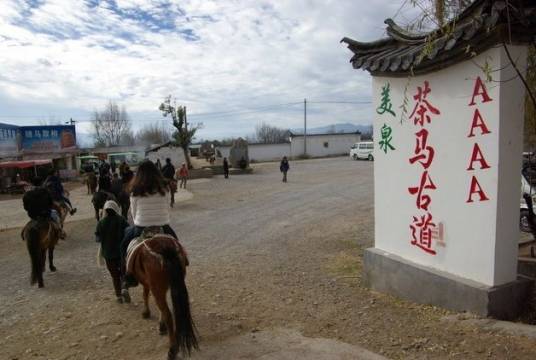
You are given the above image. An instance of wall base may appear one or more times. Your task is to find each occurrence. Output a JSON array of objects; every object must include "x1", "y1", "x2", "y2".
[{"x1": 363, "y1": 248, "x2": 532, "y2": 320}]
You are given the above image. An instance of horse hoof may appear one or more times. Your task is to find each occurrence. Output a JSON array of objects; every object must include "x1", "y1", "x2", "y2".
[
  {"x1": 122, "y1": 289, "x2": 131, "y2": 304},
  {"x1": 142, "y1": 310, "x2": 150, "y2": 319},
  {"x1": 50, "y1": 266, "x2": 57, "y2": 272},
  {"x1": 159, "y1": 322, "x2": 168, "y2": 335},
  {"x1": 167, "y1": 347, "x2": 178, "y2": 360}
]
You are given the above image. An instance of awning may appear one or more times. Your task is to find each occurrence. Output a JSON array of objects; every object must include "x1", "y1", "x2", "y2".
[{"x1": 0, "y1": 159, "x2": 52, "y2": 169}]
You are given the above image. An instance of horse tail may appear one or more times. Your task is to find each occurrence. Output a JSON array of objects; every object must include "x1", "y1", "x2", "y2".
[
  {"x1": 161, "y1": 246, "x2": 198, "y2": 356},
  {"x1": 24, "y1": 224, "x2": 42, "y2": 285}
]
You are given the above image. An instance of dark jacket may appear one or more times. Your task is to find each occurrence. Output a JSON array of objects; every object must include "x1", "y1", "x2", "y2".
[
  {"x1": 44, "y1": 175, "x2": 64, "y2": 201},
  {"x1": 110, "y1": 178, "x2": 123, "y2": 198},
  {"x1": 23, "y1": 187, "x2": 53, "y2": 219},
  {"x1": 96, "y1": 213, "x2": 129, "y2": 260},
  {"x1": 161, "y1": 163, "x2": 175, "y2": 180},
  {"x1": 223, "y1": 159, "x2": 229, "y2": 171},
  {"x1": 99, "y1": 174, "x2": 112, "y2": 192},
  {"x1": 280, "y1": 160, "x2": 289, "y2": 172}
]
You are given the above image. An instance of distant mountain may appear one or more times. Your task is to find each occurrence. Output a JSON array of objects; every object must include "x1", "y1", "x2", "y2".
[{"x1": 291, "y1": 122, "x2": 372, "y2": 135}]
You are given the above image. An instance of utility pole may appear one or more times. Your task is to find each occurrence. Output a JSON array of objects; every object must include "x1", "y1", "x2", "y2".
[
  {"x1": 304, "y1": 98, "x2": 307, "y2": 156},
  {"x1": 66, "y1": 118, "x2": 76, "y2": 125}
]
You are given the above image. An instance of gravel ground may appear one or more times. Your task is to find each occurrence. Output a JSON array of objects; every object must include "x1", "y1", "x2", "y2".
[{"x1": 1, "y1": 157, "x2": 536, "y2": 359}]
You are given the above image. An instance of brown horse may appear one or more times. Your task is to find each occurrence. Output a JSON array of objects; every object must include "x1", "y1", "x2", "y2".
[
  {"x1": 86, "y1": 172, "x2": 97, "y2": 194},
  {"x1": 21, "y1": 218, "x2": 63, "y2": 288},
  {"x1": 127, "y1": 230, "x2": 198, "y2": 359}
]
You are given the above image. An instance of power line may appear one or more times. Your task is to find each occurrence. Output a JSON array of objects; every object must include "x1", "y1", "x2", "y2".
[{"x1": 0, "y1": 99, "x2": 372, "y2": 123}]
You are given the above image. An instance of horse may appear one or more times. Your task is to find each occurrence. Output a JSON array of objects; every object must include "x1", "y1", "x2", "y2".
[
  {"x1": 86, "y1": 172, "x2": 97, "y2": 194},
  {"x1": 91, "y1": 190, "x2": 117, "y2": 221},
  {"x1": 127, "y1": 229, "x2": 198, "y2": 359},
  {"x1": 21, "y1": 218, "x2": 63, "y2": 288}
]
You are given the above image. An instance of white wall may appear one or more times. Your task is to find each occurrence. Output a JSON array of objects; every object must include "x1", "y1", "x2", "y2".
[
  {"x1": 217, "y1": 136, "x2": 359, "y2": 163},
  {"x1": 249, "y1": 143, "x2": 290, "y2": 162},
  {"x1": 291, "y1": 134, "x2": 361, "y2": 158},
  {"x1": 216, "y1": 146, "x2": 231, "y2": 159},
  {"x1": 372, "y1": 46, "x2": 527, "y2": 286},
  {"x1": 146, "y1": 146, "x2": 186, "y2": 167}
]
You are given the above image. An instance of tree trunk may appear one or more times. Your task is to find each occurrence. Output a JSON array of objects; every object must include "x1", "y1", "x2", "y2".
[
  {"x1": 182, "y1": 145, "x2": 193, "y2": 170},
  {"x1": 435, "y1": 0, "x2": 445, "y2": 27}
]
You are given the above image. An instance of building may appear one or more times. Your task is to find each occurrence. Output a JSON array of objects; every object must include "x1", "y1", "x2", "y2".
[
  {"x1": 216, "y1": 132, "x2": 361, "y2": 163},
  {"x1": 0, "y1": 123, "x2": 79, "y2": 177},
  {"x1": 342, "y1": 0, "x2": 535, "y2": 318},
  {"x1": 288, "y1": 131, "x2": 361, "y2": 158},
  {"x1": 145, "y1": 142, "x2": 186, "y2": 166}
]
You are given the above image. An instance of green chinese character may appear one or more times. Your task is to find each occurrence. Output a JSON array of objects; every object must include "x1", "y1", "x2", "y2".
[
  {"x1": 379, "y1": 123, "x2": 395, "y2": 154},
  {"x1": 376, "y1": 83, "x2": 396, "y2": 117}
]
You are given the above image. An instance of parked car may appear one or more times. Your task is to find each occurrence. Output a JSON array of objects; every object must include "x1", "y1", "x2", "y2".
[{"x1": 350, "y1": 141, "x2": 374, "y2": 161}]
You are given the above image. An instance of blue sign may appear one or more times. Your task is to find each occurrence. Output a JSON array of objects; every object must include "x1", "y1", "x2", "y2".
[
  {"x1": 0, "y1": 123, "x2": 19, "y2": 155},
  {"x1": 20, "y1": 125, "x2": 77, "y2": 153}
]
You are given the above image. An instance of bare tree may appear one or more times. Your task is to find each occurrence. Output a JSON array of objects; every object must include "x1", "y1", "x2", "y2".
[
  {"x1": 255, "y1": 122, "x2": 290, "y2": 144},
  {"x1": 136, "y1": 122, "x2": 172, "y2": 146},
  {"x1": 159, "y1": 96, "x2": 202, "y2": 169},
  {"x1": 92, "y1": 101, "x2": 132, "y2": 147},
  {"x1": 524, "y1": 46, "x2": 536, "y2": 149}
]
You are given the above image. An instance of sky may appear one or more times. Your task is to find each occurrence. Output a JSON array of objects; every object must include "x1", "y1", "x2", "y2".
[{"x1": 0, "y1": 0, "x2": 422, "y2": 140}]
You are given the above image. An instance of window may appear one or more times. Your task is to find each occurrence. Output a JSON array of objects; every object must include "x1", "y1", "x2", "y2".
[{"x1": 323, "y1": 142, "x2": 329, "y2": 148}]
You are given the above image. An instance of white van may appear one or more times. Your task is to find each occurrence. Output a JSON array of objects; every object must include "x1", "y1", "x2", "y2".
[{"x1": 350, "y1": 142, "x2": 374, "y2": 161}]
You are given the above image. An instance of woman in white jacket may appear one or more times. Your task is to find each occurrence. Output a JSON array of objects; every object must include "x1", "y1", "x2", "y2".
[{"x1": 121, "y1": 160, "x2": 177, "y2": 289}]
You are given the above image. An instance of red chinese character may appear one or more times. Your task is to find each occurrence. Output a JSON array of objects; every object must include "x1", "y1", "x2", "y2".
[
  {"x1": 410, "y1": 212, "x2": 437, "y2": 255},
  {"x1": 408, "y1": 171, "x2": 436, "y2": 210},
  {"x1": 409, "y1": 81, "x2": 440, "y2": 126},
  {"x1": 409, "y1": 128, "x2": 435, "y2": 169}
]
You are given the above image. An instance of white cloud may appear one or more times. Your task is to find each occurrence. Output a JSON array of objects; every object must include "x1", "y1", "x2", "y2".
[{"x1": 0, "y1": 0, "x2": 407, "y2": 139}]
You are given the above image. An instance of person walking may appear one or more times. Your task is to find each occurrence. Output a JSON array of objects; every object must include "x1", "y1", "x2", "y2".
[
  {"x1": 161, "y1": 158, "x2": 175, "y2": 180},
  {"x1": 223, "y1": 157, "x2": 229, "y2": 179},
  {"x1": 177, "y1": 163, "x2": 189, "y2": 189},
  {"x1": 95, "y1": 200, "x2": 129, "y2": 303},
  {"x1": 161, "y1": 158, "x2": 177, "y2": 207},
  {"x1": 280, "y1": 156, "x2": 290, "y2": 183}
]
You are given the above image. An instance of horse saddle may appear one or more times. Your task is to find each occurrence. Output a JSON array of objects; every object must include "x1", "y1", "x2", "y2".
[{"x1": 126, "y1": 227, "x2": 188, "y2": 274}]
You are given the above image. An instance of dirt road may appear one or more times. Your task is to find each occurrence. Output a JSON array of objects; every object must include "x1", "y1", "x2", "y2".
[{"x1": 1, "y1": 157, "x2": 536, "y2": 359}]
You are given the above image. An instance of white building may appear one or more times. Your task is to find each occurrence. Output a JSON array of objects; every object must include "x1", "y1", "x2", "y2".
[
  {"x1": 145, "y1": 142, "x2": 186, "y2": 166},
  {"x1": 289, "y1": 132, "x2": 361, "y2": 158},
  {"x1": 216, "y1": 132, "x2": 362, "y2": 163}
]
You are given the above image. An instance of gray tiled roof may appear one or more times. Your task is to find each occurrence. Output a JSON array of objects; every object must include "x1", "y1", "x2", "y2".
[{"x1": 341, "y1": 0, "x2": 536, "y2": 76}]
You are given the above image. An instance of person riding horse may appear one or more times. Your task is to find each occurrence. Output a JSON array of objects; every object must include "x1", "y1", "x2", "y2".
[
  {"x1": 91, "y1": 173, "x2": 118, "y2": 221},
  {"x1": 21, "y1": 177, "x2": 65, "y2": 287},
  {"x1": 44, "y1": 169, "x2": 77, "y2": 216},
  {"x1": 120, "y1": 160, "x2": 178, "y2": 292}
]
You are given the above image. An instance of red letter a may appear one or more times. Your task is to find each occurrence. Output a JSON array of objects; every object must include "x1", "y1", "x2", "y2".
[
  {"x1": 467, "y1": 143, "x2": 491, "y2": 170},
  {"x1": 469, "y1": 76, "x2": 492, "y2": 106},
  {"x1": 466, "y1": 176, "x2": 490, "y2": 203},
  {"x1": 468, "y1": 108, "x2": 491, "y2": 138}
]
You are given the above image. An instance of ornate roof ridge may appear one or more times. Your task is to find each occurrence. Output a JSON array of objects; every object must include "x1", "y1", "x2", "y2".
[{"x1": 342, "y1": 0, "x2": 536, "y2": 76}]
